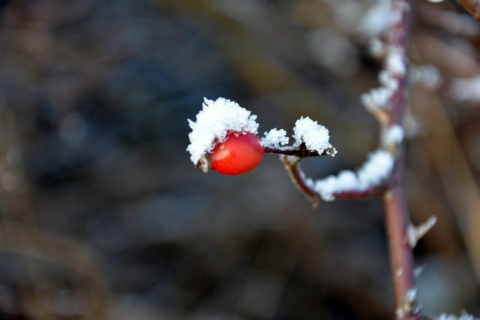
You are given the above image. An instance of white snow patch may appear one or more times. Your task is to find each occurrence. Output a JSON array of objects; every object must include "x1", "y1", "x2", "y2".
[
  {"x1": 357, "y1": 0, "x2": 391, "y2": 38},
  {"x1": 410, "y1": 65, "x2": 441, "y2": 89},
  {"x1": 187, "y1": 97, "x2": 259, "y2": 164},
  {"x1": 386, "y1": 46, "x2": 406, "y2": 76},
  {"x1": 405, "y1": 287, "x2": 418, "y2": 303},
  {"x1": 379, "y1": 70, "x2": 399, "y2": 90},
  {"x1": 293, "y1": 117, "x2": 334, "y2": 155},
  {"x1": 262, "y1": 128, "x2": 289, "y2": 148},
  {"x1": 361, "y1": 87, "x2": 392, "y2": 111},
  {"x1": 383, "y1": 124, "x2": 404, "y2": 146},
  {"x1": 312, "y1": 150, "x2": 395, "y2": 201},
  {"x1": 438, "y1": 312, "x2": 474, "y2": 320},
  {"x1": 357, "y1": 150, "x2": 394, "y2": 186},
  {"x1": 449, "y1": 76, "x2": 480, "y2": 102},
  {"x1": 369, "y1": 38, "x2": 386, "y2": 58}
]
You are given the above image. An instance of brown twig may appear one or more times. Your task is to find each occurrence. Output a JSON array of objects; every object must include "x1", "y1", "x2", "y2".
[
  {"x1": 281, "y1": 156, "x2": 320, "y2": 207},
  {"x1": 382, "y1": 0, "x2": 421, "y2": 319},
  {"x1": 264, "y1": 144, "x2": 336, "y2": 158}
]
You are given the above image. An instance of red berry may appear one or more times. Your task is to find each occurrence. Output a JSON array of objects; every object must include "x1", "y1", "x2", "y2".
[{"x1": 209, "y1": 132, "x2": 264, "y2": 175}]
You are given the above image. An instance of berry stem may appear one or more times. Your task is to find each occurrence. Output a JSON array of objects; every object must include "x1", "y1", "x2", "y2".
[{"x1": 264, "y1": 144, "x2": 336, "y2": 158}]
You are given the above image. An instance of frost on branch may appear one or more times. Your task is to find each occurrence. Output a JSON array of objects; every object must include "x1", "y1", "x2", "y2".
[
  {"x1": 448, "y1": 75, "x2": 480, "y2": 102},
  {"x1": 361, "y1": 87, "x2": 392, "y2": 112},
  {"x1": 264, "y1": 118, "x2": 334, "y2": 154},
  {"x1": 186, "y1": 97, "x2": 259, "y2": 166},
  {"x1": 361, "y1": 37, "x2": 408, "y2": 125},
  {"x1": 410, "y1": 65, "x2": 442, "y2": 90},
  {"x1": 357, "y1": 0, "x2": 390, "y2": 38},
  {"x1": 262, "y1": 118, "x2": 336, "y2": 157},
  {"x1": 383, "y1": 124, "x2": 405, "y2": 148},
  {"x1": 293, "y1": 117, "x2": 336, "y2": 156},
  {"x1": 261, "y1": 128, "x2": 289, "y2": 149},
  {"x1": 438, "y1": 311, "x2": 474, "y2": 320},
  {"x1": 386, "y1": 46, "x2": 406, "y2": 76},
  {"x1": 307, "y1": 150, "x2": 395, "y2": 201}
]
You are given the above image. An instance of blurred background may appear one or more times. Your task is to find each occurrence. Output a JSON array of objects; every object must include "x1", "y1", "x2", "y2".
[{"x1": 0, "y1": 0, "x2": 479, "y2": 319}]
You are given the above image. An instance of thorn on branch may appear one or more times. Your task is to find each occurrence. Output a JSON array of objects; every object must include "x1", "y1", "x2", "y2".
[{"x1": 407, "y1": 216, "x2": 438, "y2": 248}]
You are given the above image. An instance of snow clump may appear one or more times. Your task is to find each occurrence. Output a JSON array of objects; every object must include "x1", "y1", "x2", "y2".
[{"x1": 187, "y1": 98, "x2": 259, "y2": 165}]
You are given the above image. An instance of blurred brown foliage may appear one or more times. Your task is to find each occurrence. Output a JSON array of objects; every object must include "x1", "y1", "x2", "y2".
[{"x1": 0, "y1": 0, "x2": 478, "y2": 319}]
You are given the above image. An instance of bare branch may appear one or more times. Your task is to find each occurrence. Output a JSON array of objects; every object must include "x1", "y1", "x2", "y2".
[
  {"x1": 264, "y1": 144, "x2": 336, "y2": 158},
  {"x1": 381, "y1": 1, "x2": 422, "y2": 319}
]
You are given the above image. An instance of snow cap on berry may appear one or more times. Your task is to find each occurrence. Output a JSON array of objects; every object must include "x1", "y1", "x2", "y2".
[{"x1": 187, "y1": 98, "x2": 259, "y2": 165}]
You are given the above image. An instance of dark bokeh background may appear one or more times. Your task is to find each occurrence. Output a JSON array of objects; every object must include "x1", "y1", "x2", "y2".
[{"x1": 0, "y1": 0, "x2": 479, "y2": 319}]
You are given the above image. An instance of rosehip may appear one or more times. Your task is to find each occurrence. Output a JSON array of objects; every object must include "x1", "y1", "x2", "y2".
[{"x1": 208, "y1": 132, "x2": 264, "y2": 175}]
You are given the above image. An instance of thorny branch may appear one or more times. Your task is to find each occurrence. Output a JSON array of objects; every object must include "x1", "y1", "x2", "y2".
[
  {"x1": 277, "y1": 0, "x2": 476, "y2": 319},
  {"x1": 382, "y1": 0, "x2": 419, "y2": 319}
]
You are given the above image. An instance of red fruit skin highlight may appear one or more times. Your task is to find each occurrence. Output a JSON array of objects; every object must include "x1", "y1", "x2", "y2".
[{"x1": 209, "y1": 132, "x2": 264, "y2": 175}]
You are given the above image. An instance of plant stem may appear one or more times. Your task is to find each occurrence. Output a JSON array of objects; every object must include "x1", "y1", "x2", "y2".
[
  {"x1": 384, "y1": 160, "x2": 419, "y2": 319},
  {"x1": 264, "y1": 145, "x2": 336, "y2": 158},
  {"x1": 383, "y1": 0, "x2": 420, "y2": 318}
]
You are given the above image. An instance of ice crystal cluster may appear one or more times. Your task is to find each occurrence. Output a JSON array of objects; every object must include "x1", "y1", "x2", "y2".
[
  {"x1": 361, "y1": 43, "x2": 406, "y2": 113},
  {"x1": 383, "y1": 124, "x2": 404, "y2": 146},
  {"x1": 361, "y1": 1, "x2": 408, "y2": 117},
  {"x1": 262, "y1": 117, "x2": 336, "y2": 156},
  {"x1": 292, "y1": 117, "x2": 334, "y2": 155},
  {"x1": 261, "y1": 129, "x2": 289, "y2": 148}
]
